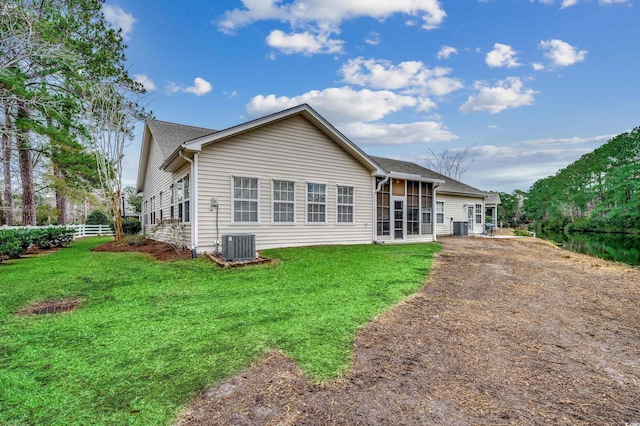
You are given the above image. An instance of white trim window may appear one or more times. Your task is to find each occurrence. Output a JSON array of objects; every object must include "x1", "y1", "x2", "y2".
[
  {"x1": 272, "y1": 179, "x2": 295, "y2": 223},
  {"x1": 475, "y1": 203, "x2": 483, "y2": 224},
  {"x1": 177, "y1": 174, "x2": 190, "y2": 223},
  {"x1": 306, "y1": 182, "x2": 327, "y2": 223},
  {"x1": 233, "y1": 176, "x2": 259, "y2": 223},
  {"x1": 159, "y1": 191, "x2": 163, "y2": 222},
  {"x1": 436, "y1": 201, "x2": 445, "y2": 224},
  {"x1": 169, "y1": 184, "x2": 175, "y2": 219},
  {"x1": 336, "y1": 185, "x2": 354, "y2": 224},
  {"x1": 143, "y1": 200, "x2": 148, "y2": 225},
  {"x1": 150, "y1": 196, "x2": 156, "y2": 224}
]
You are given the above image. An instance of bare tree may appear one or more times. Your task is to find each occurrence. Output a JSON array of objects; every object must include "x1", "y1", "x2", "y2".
[
  {"x1": 83, "y1": 82, "x2": 146, "y2": 242},
  {"x1": 423, "y1": 145, "x2": 476, "y2": 181}
]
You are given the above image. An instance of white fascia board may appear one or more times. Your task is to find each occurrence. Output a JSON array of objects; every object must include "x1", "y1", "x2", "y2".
[
  {"x1": 136, "y1": 125, "x2": 152, "y2": 193},
  {"x1": 378, "y1": 171, "x2": 446, "y2": 184},
  {"x1": 438, "y1": 190, "x2": 488, "y2": 198}
]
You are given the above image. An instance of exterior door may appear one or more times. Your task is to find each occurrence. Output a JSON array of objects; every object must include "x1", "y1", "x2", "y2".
[
  {"x1": 393, "y1": 199, "x2": 405, "y2": 240},
  {"x1": 467, "y1": 205, "x2": 474, "y2": 232}
]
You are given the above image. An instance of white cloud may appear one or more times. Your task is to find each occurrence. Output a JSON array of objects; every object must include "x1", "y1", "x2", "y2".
[
  {"x1": 364, "y1": 32, "x2": 380, "y2": 46},
  {"x1": 247, "y1": 86, "x2": 417, "y2": 125},
  {"x1": 266, "y1": 29, "x2": 344, "y2": 55},
  {"x1": 460, "y1": 130, "x2": 619, "y2": 191},
  {"x1": 485, "y1": 43, "x2": 521, "y2": 68},
  {"x1": 560, "y1": 0, "x2": 579, "y2": 8},
  {"x1": 436, "y1": 45, "x2": 458, "y2": 60},
  {"x1": 166, "y1": 78, "x2": 213, "y2": 96},
  {"x1": 132, "y1": 74, "x2": 156, "y2": 91},
  {"x1": 340, "y1": 57, "x2": 463, "y2": 97},
  {"x1": 218, "y1": 0, "x2": 447, "y2": 33},
  {"x1": 165, "y1": 82, "x2": 181, "y2": 94},
  {"x1": 217, "y1": 0, "x2": 446, "y2": 56},
  {"x1": 600, "y1": 0, "x2": 629, "y2": 3},
  {"x1": 539, "y1": 39, "x2": 587, "y2": 67},
  {"x1": 532, "y1": 62, "x2": 545, "y2": 71},
  {"x1": 344, "y1": 121, "x2": 457, "y2": 145},
  {"x1": 102, "y1": 5, "x2": 136, "y2": 40},
  {"x1": 183, "y1": 77, "x2": 213, "y2": 96},
  {"x1": 460, "y1": 77, "x2": 537, "y2": 114},
  {"x1": 522, "y1": 133, "x2": 615, "y2": 146},
  {"x1": 246, "y1": 86, "x2": 458, "y2": 145},
  {"x1": 488, "y1": 124, "x2": 499, "y2": 129}
]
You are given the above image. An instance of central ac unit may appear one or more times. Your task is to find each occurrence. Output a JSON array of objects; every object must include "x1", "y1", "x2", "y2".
[{"x1": 221, "y1": 234, "x2": 256, "y2": 261}]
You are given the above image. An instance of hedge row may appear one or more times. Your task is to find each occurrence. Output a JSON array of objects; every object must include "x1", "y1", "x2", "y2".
[{"x1": 0, "y1": 227, "x2": 76, "y2": 262}]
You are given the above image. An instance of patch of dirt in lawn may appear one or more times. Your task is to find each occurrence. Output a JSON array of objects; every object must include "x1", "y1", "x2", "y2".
[
  {"x1": 16, "y1": 297, "x2": 82, "y2": 315},
  {"x1": 92, "y1": 240, "x2": 192, "y2": 261},
  {"x1": 177, "y1": 236, "x2": 640, "y2": 425}
]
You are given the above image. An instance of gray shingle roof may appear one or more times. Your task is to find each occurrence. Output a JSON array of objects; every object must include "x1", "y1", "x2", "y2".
[
  {"x1": 146, "y1": 120, "x2": 217, "y2": 160},
  {"x1": 370, "y1": 156, "x2": 488, "y2": 197}
]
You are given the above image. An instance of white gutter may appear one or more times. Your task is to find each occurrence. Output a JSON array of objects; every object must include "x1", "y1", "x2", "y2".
[{"x1": 178, "y1": 150, "x2": 197, "y2": 253}]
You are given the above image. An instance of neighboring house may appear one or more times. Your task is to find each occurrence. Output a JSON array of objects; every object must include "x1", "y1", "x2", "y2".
[{"x1": 136, "y1": 104, "x2": 498, "y2": 253}]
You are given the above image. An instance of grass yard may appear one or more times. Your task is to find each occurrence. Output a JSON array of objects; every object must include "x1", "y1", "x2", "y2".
[{"x1": 0, "y1": 238, "x2": 440, "y2": 425}]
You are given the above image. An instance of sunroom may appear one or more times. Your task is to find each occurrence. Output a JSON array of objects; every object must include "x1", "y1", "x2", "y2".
[{"x1": 375, "y1": 174, "x2": 443, "y2": 242}]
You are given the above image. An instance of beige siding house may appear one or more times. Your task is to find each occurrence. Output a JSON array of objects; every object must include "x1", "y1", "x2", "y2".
[{"x1": 135, "y1": 104, "x2": 497, "y2": 254}]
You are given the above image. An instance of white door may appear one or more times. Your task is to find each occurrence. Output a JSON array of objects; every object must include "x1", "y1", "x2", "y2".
[
  {"x1": 393, "y1": 199, "x2": 405, "y2": 240},
  {"x1": 467, "y1": 205, "x2": 474, "y2": 233}
]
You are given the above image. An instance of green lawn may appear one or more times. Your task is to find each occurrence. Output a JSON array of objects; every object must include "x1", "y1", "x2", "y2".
[{"x1": 0, "y1": 238, "x2": 440, "y2": 425}]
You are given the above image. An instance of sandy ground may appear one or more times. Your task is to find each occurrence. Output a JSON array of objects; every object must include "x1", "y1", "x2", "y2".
[{"x1": 177, "y1": 236, "x2": 640, "y2": 425}]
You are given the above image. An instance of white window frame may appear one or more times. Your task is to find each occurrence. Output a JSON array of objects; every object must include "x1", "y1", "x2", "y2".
[
  {"x1": 232, "y1": 175, "x2": 260, "y2": 224},
  {"x1": 150, "y1": 195, "x2": 156, "y2": 224},
  {"x1": 169, "y1": 184, "x2": 175, "y2": 219},
  {"x1": 177, "y1": 174, "x2": 190, "y2": 223},
  {"x1": 336, "y1": 184, "x2": 355, "y2": 224},
  {"x1": 436, "y1": 201, "x2": 445, "y2": 224},
  {"x1": 475, "y1": 203, "x2": 483, "y2": 224},
  {"x1": 306, "y1": 181, "x2": 327, "y2": 224},
  {"x1": 159, "y1": 191, "x2": 163, "y2": 222},
  {"x1": 271, "y1": 178, "x2": 296, "y2": 224}
]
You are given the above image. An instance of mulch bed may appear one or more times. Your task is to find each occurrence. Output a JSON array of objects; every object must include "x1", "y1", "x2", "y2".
[
  {"x1": 177, "y1": 236, "x2": 640, "y2": 425},
  {"x1": 91, "y1": 240, "x2": 193, "y2": 261}
]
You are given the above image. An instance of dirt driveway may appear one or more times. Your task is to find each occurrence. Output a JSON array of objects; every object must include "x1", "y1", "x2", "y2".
[{"x1": 178, "y1": 237, "x2": 640, "y2": 425}]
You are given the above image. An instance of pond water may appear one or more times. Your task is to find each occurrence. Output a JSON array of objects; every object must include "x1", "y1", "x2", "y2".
[{"x1": 537, "y1": 229, "x2": 640, "y2": 266}]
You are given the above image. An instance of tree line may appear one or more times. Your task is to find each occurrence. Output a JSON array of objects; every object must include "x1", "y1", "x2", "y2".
[
  {"x1": 0, "y1": 0, "x2": 148, "y2": 242},
  {"x1": 495, "y1": 127, "x2": 640, "y2": 233}
]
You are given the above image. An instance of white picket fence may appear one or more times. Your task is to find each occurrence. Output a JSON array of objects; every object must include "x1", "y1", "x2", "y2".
[{"x1": 0, "y1": 224, "x2": 114, "y2": 239}]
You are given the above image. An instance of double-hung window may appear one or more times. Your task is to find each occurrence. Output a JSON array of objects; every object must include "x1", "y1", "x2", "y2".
[
  {"x1": 336, "y1": 185, "x2": 354, "y2": 224},
  {"x1": 150, "y1": 196, "x2": 156, "y2": 224},
  {"x1": 233, "y1": 176, "x2": 259, "y2": 223},
  {"x1": 306, "y1": 183, "x2": 326, "y2": 223},
  {"x1": 169, "y1": 185, "x2": 175, "y2": 219},
  {"x1": 436, "y1": 201, "x2": 445, "y2": 224},
  {"x1": 177, "y1": 174, "x2": 190, "y2": 223},
  {"x1": 159, "y1": 192, "x2": 163, "y2": 221},
  {"x1": 475, "y1": 203, "x2": 482, "y2": 224},
  {"x1": 272, "y1": 180, "x2": 295, "y2": 223}
]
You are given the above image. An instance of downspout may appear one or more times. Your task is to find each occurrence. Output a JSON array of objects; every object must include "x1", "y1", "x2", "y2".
[
  {"x1": 178, "y1": 149, "x2": 197, "y2": 257},
  {"x1": 433, "y1": 182, "x2": 439, "y2": 242}
]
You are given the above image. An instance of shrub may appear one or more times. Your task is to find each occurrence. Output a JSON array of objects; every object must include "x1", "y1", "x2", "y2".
[
  {"x1": 513, "y1": 228, "x2": 533, "y2": 237},
  {"x1": 86, "y1": 210, "x2": 111, "y2": 225},
  {"x1": 122, "y1": 218, "x2": 142, "y2": 235},
  {"x1": 0, "y1": 230, "x2": 28, "y2": 261},
  {"x1": 124, "y1": 235, "x2": 149, "y2": 246},
  {"x1": 151, "y1": 219, "x2": 186, "y2": 252}
]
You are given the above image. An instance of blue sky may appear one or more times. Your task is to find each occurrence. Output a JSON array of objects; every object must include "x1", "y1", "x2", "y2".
[{"x1": 103, "y1": 0, "x2": 639, "y2": 193}]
